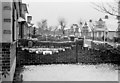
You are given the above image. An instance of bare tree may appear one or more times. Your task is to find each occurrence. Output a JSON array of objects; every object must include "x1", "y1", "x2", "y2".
[
  {"x1": 91, "y1": 0, "x2": 118, "y2": 16},
  {"x1": 48, "y1": 26, "x2": 53, "y2": 31},
  {"x1": 37, "y1": 21, "x2": 42, "y2": 28},
  {"x1": 37, "y1": 19, "x2": 48, "y2": 35},
  {"x1": 78, "y1": 19, "x2": 84, "y2": 31},
  {"x1": 58, "y1": 18, "x2": 66, "y2": 35},
  {"x1": 70, "y1": 25, "x2": 74, "y2": 34},
  {"x1": 41, "y1": 19, "x2": 48, "y2": 30},
  {"x1": 37, "y1": 21, "x2": 43, "y2": 35},
  {"x1": 37, "y1": 19, "x2": 48, "y2": 30},
  {"x1": 53, "y1": 26, "x2": 58, "y2": 36}
]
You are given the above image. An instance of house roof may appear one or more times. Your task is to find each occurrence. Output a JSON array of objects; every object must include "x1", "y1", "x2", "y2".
[
  {"x1": 99, "y1": 18, "x2": 103, "y2": 21},
  {"x1": 81, "y1": 22, "x2": 92, "y2": 32}
]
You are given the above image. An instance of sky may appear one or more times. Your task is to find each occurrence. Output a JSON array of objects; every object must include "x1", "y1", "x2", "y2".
[{"x1": 22, "y1": 0, "x2": 116, "y2": 27}]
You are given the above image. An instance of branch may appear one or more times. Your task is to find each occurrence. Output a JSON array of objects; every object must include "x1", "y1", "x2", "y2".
[
  {"x1": 101, "y1": 2, "x2": 118, "y2": 16},
  {"x1": 91, "y1": 2, "x2": 118, "y2": 16},
  {"x1": 106, "y1": 3, "x2": 118, "y2": 13}
]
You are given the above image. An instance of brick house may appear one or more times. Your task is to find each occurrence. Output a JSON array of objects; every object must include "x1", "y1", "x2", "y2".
[{"x1": 0, "y1": 0, "x2": 28, "y2": 82}]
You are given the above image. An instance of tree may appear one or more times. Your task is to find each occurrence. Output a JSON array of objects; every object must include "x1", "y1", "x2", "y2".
[
  {"x1": 41, "y1": 19, "x2": 48, "y2": 30},
  {"x1": 70, "y1": 25, "x2": 74, "y2": 34},
  {"x1": 37, "y1": 19, "x2": 48, "y2": 35},
  {"x1": 53, "y1": 26, "x2": 58, "y2": 36},
  {"x1": 48, "y1": 26, "x2": 53, "y2": 31},
  {"x1": 37, "y1": 19, "x2": 48, "y2": 29},
  {"x1": 92, "y1": 0, "x2": 118, "y2": 16},
  {"x1": 78, "y1": 19, "x2": 84, "y2": 32},
  {"x1": 58, "y1": 18, "x2": 66, "y2": 35}
]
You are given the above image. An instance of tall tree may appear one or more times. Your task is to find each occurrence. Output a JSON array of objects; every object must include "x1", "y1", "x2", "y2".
[
  {"x1": 78, "y1": 19, "x2": 84, "y2": 32},
  {"x1": 41, "y1": 19, "x2": 48, "y2": 30},
  {"x1": 37, "y1": 19, "x2": 48, "y2": 29},
  {"x1": 37, "y1": 19, "x2": 48, "y2": 35},
  {"x1": 58, "y1": 18, "x2": 66, "y2": 35}
]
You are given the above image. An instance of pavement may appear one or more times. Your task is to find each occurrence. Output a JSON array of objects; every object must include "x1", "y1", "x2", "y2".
[
  {"x1": 85, "y1": 39, "x2": 120, "y2": 48},
  {"x1": 21, "y1": 64, "x2": 118, "y2": 81}
]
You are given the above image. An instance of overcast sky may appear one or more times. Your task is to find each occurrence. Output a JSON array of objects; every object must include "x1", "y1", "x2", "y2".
[{"x1": 23, "y1": 0, "x2": 115, "y2": 27}]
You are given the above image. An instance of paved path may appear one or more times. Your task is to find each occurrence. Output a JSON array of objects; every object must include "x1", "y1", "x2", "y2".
[{"x1": 85, "y1": 39, "x2": 120, "y2": 48}]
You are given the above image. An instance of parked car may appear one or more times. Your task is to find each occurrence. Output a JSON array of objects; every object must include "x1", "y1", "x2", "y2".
[{"x1": 43, "y1": 50, "x2": 52, "y2": 55}]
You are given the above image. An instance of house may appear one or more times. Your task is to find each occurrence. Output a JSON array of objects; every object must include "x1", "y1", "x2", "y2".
[
  {"x1": 20, "y1": 3, "x2": 29, "y2": 39},
  {"x1": 93, "y1": 18, "x2": 108, "y2": 40},
  {"x1": 0, "y1": 0, "x2": 28, "y2": 82},
  {"x1": 72, "y1": 24, "x2": 80, "y2": 37},
  {"x1": 103, "y1": 17, "x2": 118, "y2": 41},
  {"x1": 81, "y1": 22, "x2": 90, "y2": 38},
  {"x1": 26, "y1": 15, "x2": 34, "y2": 39}
]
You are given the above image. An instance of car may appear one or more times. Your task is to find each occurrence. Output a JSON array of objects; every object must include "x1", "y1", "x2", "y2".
[{"x1": 43, "y1": 50, "x2": 52, "y2": 55}]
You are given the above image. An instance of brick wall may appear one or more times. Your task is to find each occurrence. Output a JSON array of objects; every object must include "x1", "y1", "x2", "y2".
[
  {"x1": 1, "y1": 43, "x2": 11, "y2": 72},
  {"x1": 0, "y1": 43, "x2": 2, "y2": 82},
  {"x1": 0, "y1": 42, "x2": 17, "y2": 81}
]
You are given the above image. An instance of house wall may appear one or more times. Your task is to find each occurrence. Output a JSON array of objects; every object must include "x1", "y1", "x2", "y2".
[
  {"x1": 2, "y1": 1, "x2": 12, "y2": 43},
  {"x1": 0, "y1": 1, "x2": 2, "y2": 81},
  {"x1": 1, "y1": 0, "x2": 22, "y2": 82},
  {"x1": 0, "y1": 1, "x2": 2, "y2": 82},
  {"x1": 0, "y1": 1, "x2": 2, "y2": 43}
]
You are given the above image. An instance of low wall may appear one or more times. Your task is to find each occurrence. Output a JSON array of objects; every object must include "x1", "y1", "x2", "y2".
[
  {"x1": 16, "y1": 46, "x2": 77, "y2": 66},
  {"x1": 85, "y1": 40, "x2": 120, "y2": 64},
  {"x1": 16, "y1": 39, "x2": 120, "y2": 66},
  {"x1": 18, "y1": 39, "x2": 76, "y2": 48}
]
